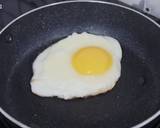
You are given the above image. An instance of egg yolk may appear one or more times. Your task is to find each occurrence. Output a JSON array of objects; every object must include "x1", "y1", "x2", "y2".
[{"x1": 72, "y1": 46, "x2": 112, "y2": 75}]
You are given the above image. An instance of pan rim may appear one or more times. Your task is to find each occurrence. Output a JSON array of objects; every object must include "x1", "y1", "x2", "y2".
[{"x1": 0, "y1": 0, "x2": 160, "y2": 128}]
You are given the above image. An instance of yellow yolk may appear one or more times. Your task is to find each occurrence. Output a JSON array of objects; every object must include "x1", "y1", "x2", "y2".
[{"x1": 72, "y1": 46, "x2": 112, "y2": 75}]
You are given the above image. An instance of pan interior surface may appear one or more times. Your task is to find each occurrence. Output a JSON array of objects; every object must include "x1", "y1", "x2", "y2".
[{"x1": 0, "y1": 1, "x2": 160, "y2": 128}]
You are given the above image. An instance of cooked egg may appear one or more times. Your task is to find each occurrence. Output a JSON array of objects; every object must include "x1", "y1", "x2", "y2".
[{"x1": 31, "y1": 32, "x2": 122, "y2": 100}]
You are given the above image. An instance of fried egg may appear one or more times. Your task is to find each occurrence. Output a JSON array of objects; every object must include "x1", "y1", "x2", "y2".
[{"x1": 31, "y1": 32, "x2": 122, "y2": 100}]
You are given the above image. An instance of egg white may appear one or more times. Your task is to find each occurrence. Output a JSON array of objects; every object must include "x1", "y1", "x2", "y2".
[{"x1": 31, "y1": 32, "x2": 122, "y2": 100}]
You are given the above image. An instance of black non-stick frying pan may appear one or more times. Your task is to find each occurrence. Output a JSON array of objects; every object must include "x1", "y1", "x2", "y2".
[{"x1": 0, "y1": 1, "x2": 160, "y2": 128}]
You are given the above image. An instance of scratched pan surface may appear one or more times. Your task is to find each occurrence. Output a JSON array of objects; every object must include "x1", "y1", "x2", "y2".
[{"x1": 0, "y1": 1, "x2": 160, "y2": 128}]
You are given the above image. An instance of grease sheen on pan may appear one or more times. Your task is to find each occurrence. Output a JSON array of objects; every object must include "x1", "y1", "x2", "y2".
[{"x1": 31, "y1": 32, "x2": 122, "y2": 100}]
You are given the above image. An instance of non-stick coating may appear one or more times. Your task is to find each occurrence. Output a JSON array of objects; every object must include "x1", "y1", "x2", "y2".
[{"x1": 0, "y1": 1, "x2": 160, "y2": 128}]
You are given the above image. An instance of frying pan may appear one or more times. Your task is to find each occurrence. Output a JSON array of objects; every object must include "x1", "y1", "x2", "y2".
[{"x1": 0, "y1": 1, "x2": 160, "y2": 128}]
